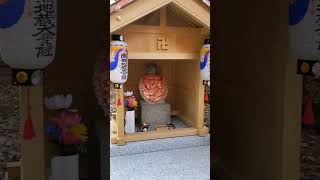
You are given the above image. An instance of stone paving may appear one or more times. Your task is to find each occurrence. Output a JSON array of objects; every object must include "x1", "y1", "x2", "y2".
[
  {"x1": 301, "y1": 127, "x2": 320, "y2": 180},
  {"x1": 0, "y1": 70, "x2": 21, "y2": 180}
]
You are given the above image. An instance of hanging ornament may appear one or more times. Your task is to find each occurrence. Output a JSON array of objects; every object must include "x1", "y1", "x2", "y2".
[
  {"x1": 23, "y1": 88, "x2": 36, "y2": 140},
  {"x1": 204, "y1": 89, "x2": 209, "y2": 102},
  {"x1": 110, "y1": 34, "x2": 128, "y2": 84},
  {"x1": 117, "y1": 89, "x2": 121, "y2": 106},
  {"x1": 289, "y1": 0, "x2": 320, "y2": 60},
  {"x1": 0, "y1": 0, "x2": 57, "y2": 69}
]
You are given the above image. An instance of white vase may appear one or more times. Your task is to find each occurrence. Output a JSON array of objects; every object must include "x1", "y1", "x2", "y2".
[
  {"x1": 50, "y1": 154, "x2": 79, "y2": 180},
  {"x1": 125, "y1": 110, "x2": 135, "y2": 133}
]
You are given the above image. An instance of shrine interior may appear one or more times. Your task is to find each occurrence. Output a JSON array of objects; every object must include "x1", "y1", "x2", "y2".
[{"x1": 124, "y1": 59, "x2": 201, "y2": 132}]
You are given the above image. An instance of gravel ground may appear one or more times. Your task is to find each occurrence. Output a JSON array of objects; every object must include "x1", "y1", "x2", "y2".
[
  {"x1": 0, "y1": 72, "x2": 21, "y2": 180},
  {"x1": 301, "y1": 127, "x2": 320, "y2": 180}
]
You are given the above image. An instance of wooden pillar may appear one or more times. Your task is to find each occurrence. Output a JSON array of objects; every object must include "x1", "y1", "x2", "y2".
[
  {"x1": 196, "y1": 71, "x2": 209, "y2": 136},
  {"x1": 110, "y1": 113, "x2": 118, "y2": 144},
  {"x1": 116, "y1": 87, "x2": 126, "y2": 145},
  {"x1": 20, "y1": 86, "x2": 45, "y2": 180},
  {"x1": 281, "y1": 52, "x2": 302, "y2": 180}
]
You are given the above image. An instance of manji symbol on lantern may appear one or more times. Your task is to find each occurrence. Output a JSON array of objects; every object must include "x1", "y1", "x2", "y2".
[{"x1": 0, "y1": 0, "x2": 58, "y2": 140}]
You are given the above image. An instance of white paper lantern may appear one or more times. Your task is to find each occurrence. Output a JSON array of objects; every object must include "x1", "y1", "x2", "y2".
[
  {"x1": 110, "y1": 34, "x2": 128, "y2": 84},
  {"x1": 200, "y1": 39, "x2": 210, "y2": 81},
  {"x1": 289, "y1": 0, "x2": 320, "y2": 60},
  {"x1": 0, "y1": 0, "x2": 57, "y2": 69}
]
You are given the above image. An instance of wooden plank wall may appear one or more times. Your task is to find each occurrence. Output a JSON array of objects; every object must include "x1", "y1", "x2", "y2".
[{"x1": 174, "y1": 60, "x2": 199, "y2": 127}]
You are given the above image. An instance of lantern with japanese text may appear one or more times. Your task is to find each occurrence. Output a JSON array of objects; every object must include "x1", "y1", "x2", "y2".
[
  {"x1": 0, "y1": 0, "x2": 57, "y2": 140},
  {"x1": 200, "y1": 39, "x2": 210, "y2": 82},
  {"x1": 0, "y1": 0, "x2": 57, "y2": 69},
  {"x1": 289, "y1": 0, "x2": 320, "y2": 60},
  {"x1": 110, "y1": 34, "x2": 128, "y2": 85}
]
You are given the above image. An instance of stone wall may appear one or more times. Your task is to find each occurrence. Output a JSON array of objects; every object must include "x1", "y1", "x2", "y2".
[{"x1": 0, "y1": 61, "x2": 21, "y2": 180}]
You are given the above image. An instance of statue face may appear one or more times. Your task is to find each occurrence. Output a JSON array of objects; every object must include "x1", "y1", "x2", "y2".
[{"x1": 145, "y1": 63, "x2": 158, "y2": 75}]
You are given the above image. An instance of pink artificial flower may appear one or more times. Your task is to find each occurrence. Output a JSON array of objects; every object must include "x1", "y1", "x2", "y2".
[
  {"x1": 50, "y1": 110, "x2": 82, "y2": 129},
  {"x1": 61, "y1": 129, "x2": 81, "y2": 145}
]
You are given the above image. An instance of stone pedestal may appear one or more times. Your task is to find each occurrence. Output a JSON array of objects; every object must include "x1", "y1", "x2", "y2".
[{"x1": 140, "y1": 101, "x2": 170, "y2": 130}]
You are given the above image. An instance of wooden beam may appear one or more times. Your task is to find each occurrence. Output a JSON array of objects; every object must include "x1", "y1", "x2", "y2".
[
  {"x1": 124, "y1": 128, "x2": 197, "y2": 142},
  {"x1": 110, "y1": 0, "x2": 136, "y2": 14},
  {"x1": 129, "y1": 52, "x2": 199, "y2": 60},
  {"x1": 160, "y1": 6, "x2": 167, "y2": 28},
  {"x1": 117, "y1": 24, "x2": 202, "y2": 34},
  {"x1": 20, "y1": 86, "x2": 45, "y2": 180},
  {"x1": 201, "y1": 27, "x2": 210, "y2": 35},
  {"x1": 110, "y1": 0, "x2": 172, "y2": 33},
  {"x1": 172, "y1": 0, "x2": 210, "y2": 28}
]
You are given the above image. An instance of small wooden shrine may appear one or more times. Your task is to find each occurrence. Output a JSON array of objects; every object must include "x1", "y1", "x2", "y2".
[{"x1": 110, "y1": 0, "x2": 210, "y2": 145}]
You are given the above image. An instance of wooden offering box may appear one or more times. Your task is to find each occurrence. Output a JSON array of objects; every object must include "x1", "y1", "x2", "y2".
[{"x1": 110, "y1": 0, "x2": 210, "y2": 145}]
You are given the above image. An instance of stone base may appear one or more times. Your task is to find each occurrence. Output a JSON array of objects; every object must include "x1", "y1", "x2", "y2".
[{"x1": 140, "y1": 101, "x2": 170, "y2": 130}]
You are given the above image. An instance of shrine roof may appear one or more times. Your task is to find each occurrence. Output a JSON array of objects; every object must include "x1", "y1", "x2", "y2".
[{"x1": 110, "y1": 0, "x2": 210, "y2": 14}]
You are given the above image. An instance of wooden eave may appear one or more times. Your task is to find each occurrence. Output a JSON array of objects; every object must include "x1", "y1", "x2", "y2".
[{"x1": 110, "y1": 0, "x2": 210, "y2": 33}]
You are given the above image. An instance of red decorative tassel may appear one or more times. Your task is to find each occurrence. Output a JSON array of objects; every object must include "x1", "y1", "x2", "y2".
[
  {"x1": 204, "y1": 89, "x2": 209, "y2": 102},
  {"x1": 117, "y1": 90, "x2": 121, "y2": 106},
  {"x1": 303, "y1": 95, "x2": 315, "y2": 126},
  {"x1": 23, "y1": 111, "x2": 36, "y2": 140},
  {"x1": 23, "y1": 88, "x2": 36, "y2": 140}
]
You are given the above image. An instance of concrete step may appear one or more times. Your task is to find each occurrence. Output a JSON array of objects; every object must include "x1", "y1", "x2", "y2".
[{"x1": 110, "y1": 134, "x2": 210, "y2": 157}]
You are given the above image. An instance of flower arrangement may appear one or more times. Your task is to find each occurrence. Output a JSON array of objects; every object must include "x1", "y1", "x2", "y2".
[
  {"x1": 45, "y1": 109, "x2": 88, "y2": 145},
  {"x1": 124, "y1": 91, "x2": 138, "y2": 111},
  {"x1": 44, "y1": 94, "x2": 88, "y2": 155}
]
